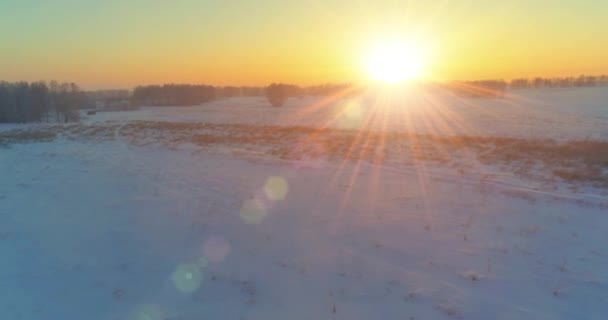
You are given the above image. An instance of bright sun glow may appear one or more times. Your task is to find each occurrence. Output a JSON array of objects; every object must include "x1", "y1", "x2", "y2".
[{"x1": 365, "y1": 39, "x2": 427, "y2": 84}]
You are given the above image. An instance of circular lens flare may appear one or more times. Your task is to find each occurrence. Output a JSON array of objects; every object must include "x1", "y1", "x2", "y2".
[
  {"x1": 264, "y1": 176, "x2": 289, "y2": 201},
  {"x1": 240, "y1": 199, "x2": 267, "y2": 224},
  {"x1": 171, "y1": 263, "x2": 203, "y2": 293},
  {"x1": 130, "y1": 304, "x2": 163, "y2": 320}
]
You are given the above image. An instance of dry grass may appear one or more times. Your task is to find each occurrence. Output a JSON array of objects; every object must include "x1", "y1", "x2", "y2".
[
  {"x1": 2, "y1": 121, "x2": 607, "y2": 187},
  {"x1": 0, "y1": 129, "x2": 57, "y2": 145}
]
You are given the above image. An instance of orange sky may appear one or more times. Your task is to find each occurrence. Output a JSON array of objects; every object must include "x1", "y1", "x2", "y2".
[{"x1": 1, "y1": 1, "x2": 607, "y2": 89}]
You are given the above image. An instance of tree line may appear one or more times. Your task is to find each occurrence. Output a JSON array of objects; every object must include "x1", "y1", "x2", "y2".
[
  {"x1": 440, "y1": 80, "x2": 508, "y2": 98},
  {"x1": 509, "y1": 75, "x2": 608, "y2": 88},
  {"x1": 132, "y1": 84, "x2": 287, "y2": 106},
  {"x1": 4, "y1": 74, "x2": 606, "y2": 123},
  {"x1": 132, "y1": 83, "x2": 353, "y2": 107},
  {"x1": 132, "y1": 84, "x2": 216, "y2": 106},
  {"x1": 0, "y1": 81, "x2": 84, "y2": 123},
  {"x1": 440, "y1": 74, "x2": 608, "y2": 98},
  {"x1": 264, "y1": 83, "x2": 355, "y2": 107}
]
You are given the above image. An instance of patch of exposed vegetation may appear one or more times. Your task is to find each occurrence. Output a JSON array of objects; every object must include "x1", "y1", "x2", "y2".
[
  {"x1": 0, "y1": 128, "x2": 57, "y2": 145},
  {"x1": 3, "y1": 121, "x2": 608, "y2": 188}
]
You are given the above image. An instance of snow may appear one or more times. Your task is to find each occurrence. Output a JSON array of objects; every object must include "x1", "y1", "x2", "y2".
[
  {"x1": 84, "y1": 87, "x2": 608, "y2": 141},
  {"x1": 1, "y1": 87, "x2": 608, "y2": 320}
]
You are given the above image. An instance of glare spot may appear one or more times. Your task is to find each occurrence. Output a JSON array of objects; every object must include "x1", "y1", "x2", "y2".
[
  {"x1": 130, "y1": 304, "x2": 162, "y2": 320},
  {"x1": 203, "y1": 236, "x2": 231, "y2": 263},
  {"x1": 240, "y1": 199, "x2": 267, "y2": 224},
  {"x1": 337, "y1": 100, "x2": 364, "y2": 129},
  {"x1": 264, "y1": 176, "x2": 289, "y2": 201},
  {"x1": 171, "y1": 263, "x2": 203, "y2": 293},
  {"x1": 345, "y1": 100, "x2": 362, "y2": 120}
]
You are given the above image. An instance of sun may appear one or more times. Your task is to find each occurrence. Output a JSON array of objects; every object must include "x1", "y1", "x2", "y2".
[{"x1": 365, "y1": 39, "x2": 427, "y2": 84}]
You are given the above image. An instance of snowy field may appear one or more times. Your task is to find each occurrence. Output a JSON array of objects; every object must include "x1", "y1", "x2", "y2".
[
  {"x1": 1, "y1": 87, "x2": 608, "y2": 320},
  {"x1": 85, "y1": 87, "x2": 608, "y2": 141}
]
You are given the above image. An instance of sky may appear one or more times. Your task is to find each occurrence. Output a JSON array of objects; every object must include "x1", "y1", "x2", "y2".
[{"x1": 1, "y1": 0, "x2": 607, "y2": 89}]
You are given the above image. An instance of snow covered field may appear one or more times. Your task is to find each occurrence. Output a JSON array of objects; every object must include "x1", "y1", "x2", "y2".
[
  {"x1": 86, "y1": 87, "x2": 608, "y2": 141},
  {"x1": 1, "y1": 87, "x2": 608, "y2": 319}
]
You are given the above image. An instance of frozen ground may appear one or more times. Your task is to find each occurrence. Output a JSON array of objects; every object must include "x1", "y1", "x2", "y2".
[
  {"x1": 85, "y1": 87, "x2": 608, "y2": 141},
  {"x1": 1, "y1": 87, "x2": 608, "y2": 320}
]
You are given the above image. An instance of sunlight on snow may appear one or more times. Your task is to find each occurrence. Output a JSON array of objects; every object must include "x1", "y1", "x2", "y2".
[
  {"x1": 337, "y1": 99, "x2": 364, "y2": 127},
  {"x1": 344, "y1": 100, "x2": 363, "y2": 120}
]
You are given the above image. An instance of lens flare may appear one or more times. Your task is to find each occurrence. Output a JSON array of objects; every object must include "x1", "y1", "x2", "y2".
[
  {"x1": 264, "y1": 176, "x2": 289, "y2": 201},
  {"x1": 130, "y1": 304, "x2": 163, "y2": 320},
  {"x1": 197, "y1": 256, "x2": 209, "y2": 268},
  {"x1": 171, "y1": 263, "x2": 203, "y2": 293},
  {"x1": 240, "y1": 199, "x2": 267, "y2": 224},
  {"x1": 203, "y1": 236, "x2": 231, "y2": 263}
]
